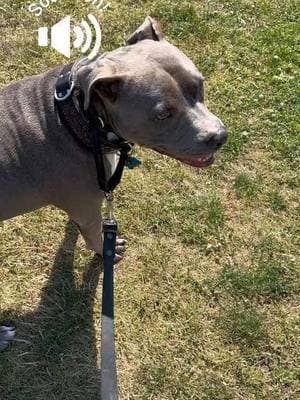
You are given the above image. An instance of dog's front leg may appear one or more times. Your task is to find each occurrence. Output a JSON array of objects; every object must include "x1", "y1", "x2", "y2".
[{"x1": 65, "y1": 199, "x2": 126, "y2": 263}]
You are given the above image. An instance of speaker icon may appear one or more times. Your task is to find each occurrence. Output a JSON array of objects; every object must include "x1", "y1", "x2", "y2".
[{"x1": 38, "y1": 15, "x2": 102, "y2": 59}]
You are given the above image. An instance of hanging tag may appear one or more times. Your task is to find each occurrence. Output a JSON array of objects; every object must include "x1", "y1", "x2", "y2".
[{"x1": 126, "y1": 156, "x2": 141, "y2": 170}]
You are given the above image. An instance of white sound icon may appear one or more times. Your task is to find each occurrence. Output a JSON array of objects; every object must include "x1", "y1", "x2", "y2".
[{"x1": 38, "y1": 15, "x2": 102, "y2": 59}]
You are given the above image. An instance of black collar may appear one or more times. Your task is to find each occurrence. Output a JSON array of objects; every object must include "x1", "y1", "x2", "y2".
[{"x1": 54, "y1": 64, "x2": 132, "y2": 193}]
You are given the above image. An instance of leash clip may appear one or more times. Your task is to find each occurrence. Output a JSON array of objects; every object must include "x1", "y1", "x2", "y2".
[{"x1": 105, "y1": 192, "x2": 116, "y2": 222}]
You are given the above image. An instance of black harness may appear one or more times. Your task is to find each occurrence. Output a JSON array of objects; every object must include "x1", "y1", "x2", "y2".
[
  {"x1": 54, "y1": 63, "x2": 133, "y2": 194},
  {"x1": 55, "y1": 64, "x2": 134, "y2": 400}
]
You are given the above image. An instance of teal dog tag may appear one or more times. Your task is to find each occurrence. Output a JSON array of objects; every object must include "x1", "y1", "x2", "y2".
[{"x1": 126, "y1": 156, "x2": 141, "y2": 170}]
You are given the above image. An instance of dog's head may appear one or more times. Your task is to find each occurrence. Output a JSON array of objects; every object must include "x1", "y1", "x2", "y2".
[{"x1": 75, "y1": 17, "x2": 227, "y2": 168}]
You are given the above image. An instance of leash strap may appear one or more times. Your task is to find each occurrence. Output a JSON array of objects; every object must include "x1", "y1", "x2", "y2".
[
  {"x1": 89, "y1": 110, "x2": 132, "y2": 193},
  {"x1": 54, "y1": 65, "x2": 141, "y2": 399},
  {"x1": 101, "y1": 219, "x2": 119, "y2": 400}
]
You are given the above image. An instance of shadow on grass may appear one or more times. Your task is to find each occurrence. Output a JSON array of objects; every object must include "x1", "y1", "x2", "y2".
[{"x1": 0, "y1": 221, "x2": 103, "y2": 400}]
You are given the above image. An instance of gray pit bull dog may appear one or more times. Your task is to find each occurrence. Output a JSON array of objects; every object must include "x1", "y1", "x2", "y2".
[{"x1": 0, "y1": 17, "x2": 227, "y2": 349}]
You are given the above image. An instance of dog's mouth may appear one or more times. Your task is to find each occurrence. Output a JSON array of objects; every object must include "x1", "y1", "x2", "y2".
[
  {"x1": 155, "y1": 149, "x2": 215, "y2": 168},
  {"x1": 177, "y1": 153, "x2": 215, "y2": 168}
]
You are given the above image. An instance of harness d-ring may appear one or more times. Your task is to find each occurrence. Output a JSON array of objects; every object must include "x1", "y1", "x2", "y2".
[{"x1": 54, "y1": 80, "x2": 75, "y2": 101}]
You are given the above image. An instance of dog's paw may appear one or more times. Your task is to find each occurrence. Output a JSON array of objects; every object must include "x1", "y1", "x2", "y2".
[
  {"x1": 0, "y1": 326, "x2": 16, "y2": 351},
  {"x1": 94, "y1": 237, "x2": 127, "y2": 264},
  {"x1": 114, "y1": 238, "x2": 127, "y2": 264}
]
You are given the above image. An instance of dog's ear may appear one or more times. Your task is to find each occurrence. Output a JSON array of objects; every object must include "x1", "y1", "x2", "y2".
[
  {"x1": 76, "y1": 60, "x2": 125, "y2": 110},
  {"x1": 127, "y1": 16, "x2": 164, "y2": 45}
]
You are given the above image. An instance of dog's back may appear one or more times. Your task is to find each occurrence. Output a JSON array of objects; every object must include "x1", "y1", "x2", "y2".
[{"x1": 0, "y1": 68, "x2": 64, "y2": 220}]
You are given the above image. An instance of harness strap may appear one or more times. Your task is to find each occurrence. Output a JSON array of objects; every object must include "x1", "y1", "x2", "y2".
[
  {"x1": 54, "y1": 64, "x2": 132, "y2": 193},
  {"x1": 93, "y1": 125, "x2": 131, "y2": 193}
]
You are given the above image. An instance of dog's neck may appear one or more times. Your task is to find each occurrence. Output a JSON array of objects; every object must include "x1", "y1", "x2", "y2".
[
  {"x1": 72, "y1": 95, "x2": 119, "y2": 177},
  {"x1": 56, "y1": 62, "x2": 132, "y2": 189}
]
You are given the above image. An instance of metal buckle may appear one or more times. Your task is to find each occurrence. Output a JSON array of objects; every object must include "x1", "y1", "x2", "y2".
[{"x1": 54, "y1": 80, "x2": 75, "y2": 102}]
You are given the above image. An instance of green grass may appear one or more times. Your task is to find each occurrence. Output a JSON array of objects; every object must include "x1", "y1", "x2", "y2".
[
  {"x1": 220, "y1": 305, "x2": 266, "y2": 348},
  {"x1": 267, "y1": 190, "x2": 287, "y2": 212},
  {"x1": 234, "y1": 173, "x2": 262, "y2": 200},
  {"x1": 0, "y1": 1, "x2": 299, "y2": 399}
]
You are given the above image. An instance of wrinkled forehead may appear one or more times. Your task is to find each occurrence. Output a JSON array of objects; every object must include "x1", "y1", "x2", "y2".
[
  {"x1": 102, "y1": 41, "x2": 202, "y2": 103},
  {"x1": 122, "y1": 41, "x2": 204, "y2": 102},
  {"x1": 121, "y1": 64, "x2": 182, "y2": 105},
  {"x1": 105, "y1": 40, "x2": 204, "y2": 83}
]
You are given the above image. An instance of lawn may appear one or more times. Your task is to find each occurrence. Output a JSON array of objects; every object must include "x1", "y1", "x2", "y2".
[{"x1": 0, "y1": 1, "x2": 299, "y2": 399}]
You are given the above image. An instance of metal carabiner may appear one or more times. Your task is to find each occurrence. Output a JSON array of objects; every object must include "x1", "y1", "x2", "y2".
[{"x1": 105, "y1": 192, "x2": 116, "y2": 222}]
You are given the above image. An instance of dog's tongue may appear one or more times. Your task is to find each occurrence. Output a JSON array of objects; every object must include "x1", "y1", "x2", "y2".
[{"x1": 179, "y1": 154, "x2": 215, "y2": 168}]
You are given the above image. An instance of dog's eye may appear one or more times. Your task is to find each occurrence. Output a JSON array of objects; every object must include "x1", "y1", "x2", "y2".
[{"x1": 156, "y1": 109, "x2": 172, "y2": 120}]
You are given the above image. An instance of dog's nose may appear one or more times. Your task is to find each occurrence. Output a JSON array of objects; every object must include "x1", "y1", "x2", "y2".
[{"x1": 205, "y1": 127, "x2": 228, "y2": 149}]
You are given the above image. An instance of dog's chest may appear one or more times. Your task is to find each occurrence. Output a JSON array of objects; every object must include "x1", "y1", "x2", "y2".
[{"x1": 103, "y1": 151, "x2": 119, "y2": 178}]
